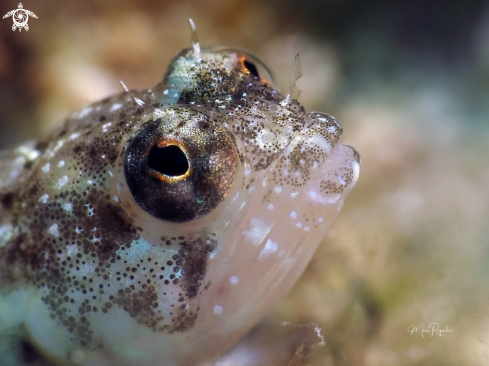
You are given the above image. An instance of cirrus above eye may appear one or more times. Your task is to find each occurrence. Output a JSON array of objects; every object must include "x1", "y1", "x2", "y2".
[{"x1": 124, "y1": 107, "x2": 239, "y2": 223}]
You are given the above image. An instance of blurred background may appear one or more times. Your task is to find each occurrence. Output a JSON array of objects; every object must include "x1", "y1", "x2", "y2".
[{"x1": 1, "y1": 0, "x2": 489, "y2": 365}]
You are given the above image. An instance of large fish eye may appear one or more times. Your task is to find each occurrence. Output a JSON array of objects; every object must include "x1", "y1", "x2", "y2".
[{"x1": 124, "y1": 108, "x2": 239, "y2": 223}]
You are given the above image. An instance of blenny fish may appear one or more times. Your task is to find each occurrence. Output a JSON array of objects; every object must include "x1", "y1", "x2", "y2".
[{"x1": 0, "y1": 25, "x2": 360, "y2": 366}]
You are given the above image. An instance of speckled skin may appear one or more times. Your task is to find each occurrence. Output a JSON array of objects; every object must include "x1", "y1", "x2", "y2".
[{"x1": 0, "y1": 46, "x2": 360, "y2": 366}]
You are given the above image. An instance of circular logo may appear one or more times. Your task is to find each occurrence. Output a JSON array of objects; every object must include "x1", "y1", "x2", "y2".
[{"x1": 12, "y1": 9, "x2": 28, "y2": 29}]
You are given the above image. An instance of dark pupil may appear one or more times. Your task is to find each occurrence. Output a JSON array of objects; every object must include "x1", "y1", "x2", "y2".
[
  {"x1": 243, "y1": 59, "x2": 259, "y2": 78},
  {"x1": 147, "y1": 144, "x2": 189, "y2": 177}
]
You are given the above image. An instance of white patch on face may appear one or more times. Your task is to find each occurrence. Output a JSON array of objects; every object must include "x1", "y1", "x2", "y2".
[
  {"x1": 267, "y1": 204, "x2": 274, "y2": 210},
  {"x1": 239, "y1": 201, "x2": 247, "y2": 211},
  {"x1": 102, "y1": 122, "x2": 112, "y2": 132},
  {"x1": 0, "y1": 224, "x2": 13, "y2": 248},
  {"x1": 44, "y1": 139, "x2": 66, "y2": 159},
  {"x1": 68, "y1": 132, "x2": 81, "y2": 141},
  {"x1": 66, "y1": 244, "x2": 79, "y2": 256},
  {"x1": 290, "y1": 211, "x2": 297, "y2": 219},
  {"x1": 213, "y1": 305, "x2": 223, "y2": 314},
  {"x1": 259, "y1": 239, "x2": 278, "y2": 260},
  {"x1": 56, "y1": 176, "x2": 69, "y2": 189},
  {"x1": 39, "y1": 194, "x2": 49, "y2": 203},
  {"x1": 229, "y1": 276, "x2": 239, "y2": 285},
  {"x1": 274, "y1": 186, "x2": 282, "y2": 194},
  {"x1": 244, "y1": 218, "x2": 272, "y2": 247},
  {"x1": 109, "y1": 103, "x2": 123, "y2": 112},
  {"x1": 79, "y1": 107, "x2": 93, "y2": 118},
  {"x1": 63, "y1": 203, "x2": 73, "y2": 212},
  {"x1": 58, "y1": 160, "x2": 65, "y2": 168},
  {"x1": 48, "y1": 224, "x2": 59, "y2": 237},
  {"x1": 41, "y1": 163, "x2": 50, "y2": 173},
  {"x1": 307, "y1": 190, "x2": 340, "y2": 205}
]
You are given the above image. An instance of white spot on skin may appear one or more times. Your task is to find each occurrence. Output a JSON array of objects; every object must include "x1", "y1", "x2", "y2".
[
  {"x1": 239, "y1": 201, "x2": 247, "y2": 211},
  {"x1": 267, "y1": 204, "x2": 274, "y2": 210},
  {"x1": 259, "y1": 239, "x2": 278, "y2": 260},
  {"x1": 58, "y1": 160, "x2": 65, "y2": 168},
  {"x1": 66, "y1": 244, "x2": 79, "y2": 256},
  {"x1": 57, "y1": 176, "x2": 69, "y2": 189},
  {"x1": 44, "y1": 139, "x2": 65, "y2": 159},
  {"x1": 274, "y1": 186, "x2": 282, "y2": 194},
  {"x1": 327, "y1": 126, "x2": 337, "y2": 134},
  {"x1": 229, "y1": 276, "x2": 239, "y2": 285},
  {"x1": 296, "y1": 223, "x2": 302, "y2": 228},
  {"x1": 290, "y1": 211, "x2": 297, "y2": 219},
  {"x1": 108, "y1": 171, "x2": 113, "y2": 177},
  {"x1": 48, "y1": 224, "x2": 59, "y2": 237},
  {"x1": 109, "y1": 103, "x2": 122, "y2": 112},
  {"x1": 290, "y1": 192, "x2": 299, "y2": 198},
  {"x1": 102, "y1": 122, "x2": 112, "y2": 132},
  {"x1": 63, "y1": 203, "x2": 72, "y2": 212},
  {"x1": 78, "y1": 107, "x2": 93, "y2": 118},
  {"x1": 17, "y1": 145, "x2": 40, "y2": 161},
  {"x1": 244, "y1": 218, "x2": 272, "y2": 247},
  {"x1": 308, "y1": 190, "x2": 340, "y2": 205},
  {"x1": 152, "y1": 109, "x2": 165, "y2": 118},
  {"x1": 0, "y1": 224, "x2": 13, "y2": 248},
  {"x1": 213, "y1": 305, "x2": 223, "y2": 314},
  {"x1": 41, "y1": 163, "x2": 50, "y2": 173},
  {"x1": 304, "y1": 227, "x2": 310, "y2": 231},
  {"x1": 68, "y1": 132, "x2": 81, "y2": 141},
  {"x1": 39, "y1": 194, "x2": 49, "y2": 203}
]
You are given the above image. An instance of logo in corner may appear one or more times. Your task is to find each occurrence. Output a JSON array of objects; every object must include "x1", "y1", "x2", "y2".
[{"x1": 3, "y1": 3, "x2": 37, "y2": 32}]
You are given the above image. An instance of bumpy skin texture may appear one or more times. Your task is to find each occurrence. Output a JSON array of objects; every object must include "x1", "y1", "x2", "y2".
[{"x1": 0, "y1": 47, "x2": 360, "y2": 366}]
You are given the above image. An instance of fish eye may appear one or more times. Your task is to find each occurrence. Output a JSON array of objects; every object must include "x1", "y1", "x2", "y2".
[
  {"x1": 124, "y1": 108, "x2": 239, "y2": 223},
  {"x1": 147, "y1": 144, "x2": 189, "y2": 177},
  {"x1": 243, "y1": 59, "x2": 259, "y2": 79}
]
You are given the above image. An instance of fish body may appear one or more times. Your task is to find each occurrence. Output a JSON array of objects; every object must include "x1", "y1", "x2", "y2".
[{"x1": 0, "y1": 46, "x2": 360, "y2": 365}]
